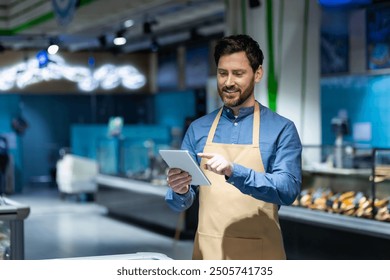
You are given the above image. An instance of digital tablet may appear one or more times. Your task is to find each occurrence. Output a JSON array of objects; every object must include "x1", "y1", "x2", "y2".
[{"x1": 159, "y1": 150, "x2": 211, "y2": 186}]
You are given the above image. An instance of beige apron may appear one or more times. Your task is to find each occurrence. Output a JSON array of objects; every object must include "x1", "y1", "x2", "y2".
[{"x1": 192, "y1": 103, "x2": 286, "y2": 260}]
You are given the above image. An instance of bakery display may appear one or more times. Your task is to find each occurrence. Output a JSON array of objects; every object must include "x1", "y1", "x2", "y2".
[
  {"x1": 293, "y1": 188, "x2": 390, "y2": 222},
  {"x1": 298, "y1": 147, "x2": 390, "y2": 223}
]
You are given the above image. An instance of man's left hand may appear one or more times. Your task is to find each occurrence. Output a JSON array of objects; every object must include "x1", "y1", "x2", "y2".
[{"x1": 198, "y1": 153, "x2": 233, "y2": 177}]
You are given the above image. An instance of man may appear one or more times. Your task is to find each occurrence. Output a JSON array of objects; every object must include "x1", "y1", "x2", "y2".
[{"x1": 165, "y1": 34, "x2": 302, "y2": 260}]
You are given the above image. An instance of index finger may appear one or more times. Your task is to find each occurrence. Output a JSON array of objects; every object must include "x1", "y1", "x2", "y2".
[{"x1": 197, "y1": 153, "x2": 215, "y2": 159}]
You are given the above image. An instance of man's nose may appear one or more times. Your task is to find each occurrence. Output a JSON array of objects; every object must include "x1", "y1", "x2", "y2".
[{"x1": 225, "y1": 74, "x2": 234, "y2": 86}]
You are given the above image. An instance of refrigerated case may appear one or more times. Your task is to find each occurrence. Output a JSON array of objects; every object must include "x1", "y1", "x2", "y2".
[
  {"x1": 96, "y1": 136, "x2": 169, "y2": 182},
  {"x1": 297, "y1": 145, "x2": 390, "y2": 222},
  {"x1": 371, "y1": 148, "x2": 390, "y2": 221},
  {"x1": 0, "y1": 197, "x2": 30, "y2": 260},
  {"x1": 279, "y1": 145, "x2": 390, "y2": 259}
]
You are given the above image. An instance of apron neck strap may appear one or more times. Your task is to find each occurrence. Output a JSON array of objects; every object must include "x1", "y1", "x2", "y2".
[
  {"x1": 252, "y1": 102, "x2": 260, "y2": 144},
  {"x1": 206, "y1": 102, "x2": 260, "y2": 145}
]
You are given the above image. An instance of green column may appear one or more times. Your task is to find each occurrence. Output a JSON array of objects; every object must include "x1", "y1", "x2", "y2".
[{"x1": 266, "y1": 0, "x2": 277, "y2": 112}]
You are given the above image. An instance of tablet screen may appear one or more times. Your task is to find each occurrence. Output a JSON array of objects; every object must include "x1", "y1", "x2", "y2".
[{"x1": 159, "y1": 150, "x2": 211, "y2": 186}]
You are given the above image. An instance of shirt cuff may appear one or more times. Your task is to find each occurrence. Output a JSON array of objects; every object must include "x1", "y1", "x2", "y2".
[
  {"x1": 165, "y1": 188, "x2": 193, "y2": 211},
  {"x1": 226, "y1": 163, "x2": 250, "y2": 189},
  {"x1": 166, "y1": 187, "x2": 191, "y2": 199}
]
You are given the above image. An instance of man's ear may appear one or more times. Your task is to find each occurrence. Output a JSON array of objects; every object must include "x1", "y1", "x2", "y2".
[{"x1": 254, "y1": 66, "x2": 263, "y2": 82}]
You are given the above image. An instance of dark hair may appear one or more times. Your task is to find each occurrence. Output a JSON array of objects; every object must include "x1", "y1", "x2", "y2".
[{"x1": 214, "y1": 34, "x2": 264, "y2": 72}]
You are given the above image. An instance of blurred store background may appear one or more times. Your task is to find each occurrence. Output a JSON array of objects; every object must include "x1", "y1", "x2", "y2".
[{"x1": 1, "y1": 0, "x2": 390, "y2": 260}]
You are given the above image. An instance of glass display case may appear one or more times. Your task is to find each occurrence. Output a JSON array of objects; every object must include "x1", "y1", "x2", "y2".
[
  {"x1": 121, "y1": 138, "x2": 169, "y2": 185},
  {"x1": 371, "y1": 148, "x2": 390, "y2": 222},
  {"x1": 295, "y1": 145, "x2": 390, "y2": 223},
  {"x1": 96, "y1": 136, "x2": 123, "y2": 175},
  {"x1": 0, "y1": 219, "x2": 10, "y2": 260},
  {"x1": 0, "y1": 197, "x2": 30, "y2": 260},
  {"x1": 96, "y1": 136, "x2": 170, "y2": 185}
]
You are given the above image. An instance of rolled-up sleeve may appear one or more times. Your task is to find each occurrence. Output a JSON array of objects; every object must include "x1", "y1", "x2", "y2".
[
  {"x1": 165, "y1": 186, "x2": 196, "y2": 212},
  {"x1": 226, "y1": 121, "x2": 302, "y2": 205}
]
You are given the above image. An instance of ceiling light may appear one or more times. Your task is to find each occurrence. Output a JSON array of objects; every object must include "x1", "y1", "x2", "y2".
[
  {"x1": 123, "y1": 19, "x2": 134, "y2": 28},
  {"x1": 0, "y1": 54, "x2": 146, "y2": 92},
  {"x1": 113, "y1": 30, "x2": 127, "y2": 46},
  {"x1": 47, "y1": 38, "x2": 59, "y2": 54},
  {"x1": 47, "y1": 44, "x2": 59, "y2": 55},
  {"x1": 113, "y1": 37, "x2": 126, "y2": 46}
]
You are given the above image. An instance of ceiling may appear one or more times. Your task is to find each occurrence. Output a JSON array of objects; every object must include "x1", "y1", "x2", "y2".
[{"x1": 0, "y1": 0, "x2": 226, "y2": 53}]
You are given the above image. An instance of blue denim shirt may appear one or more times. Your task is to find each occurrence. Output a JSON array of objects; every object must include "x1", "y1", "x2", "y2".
[{"x1": 165, "y1": 101, "x2": 302, "y2": 212}]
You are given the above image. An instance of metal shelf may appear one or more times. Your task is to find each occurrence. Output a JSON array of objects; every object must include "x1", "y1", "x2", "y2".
[
  {"x1": 95, "y1": 174, "x2": 168, "y2": 197},
  {"x1": 279, "y1": 206, "x2": 390, "y2": 240},
  {"x1": 302, "y1": 166, "x2": 371, "y2": 177}
]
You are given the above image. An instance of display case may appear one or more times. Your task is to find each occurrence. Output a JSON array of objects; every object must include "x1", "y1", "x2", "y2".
[
  {"x1": 278, "y1": 145, "x2": 390, "y2": 259},
  {"x1": 0, "y1": 197, "x2": 30, "y2": 260},
  {"x1": 96, "y1": 136, "x2": 169, "y2": 184},
  {"x1": 371, "y1": 148, "x2": 390, "y2": 221},
  {"x1": 294, "y1": 145, "x2": 390, "y2": 223}
]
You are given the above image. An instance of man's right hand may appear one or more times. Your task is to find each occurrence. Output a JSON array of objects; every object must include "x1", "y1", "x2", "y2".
[{"x1": 167, "y1": 168, "x2": 192, "y2": 194}]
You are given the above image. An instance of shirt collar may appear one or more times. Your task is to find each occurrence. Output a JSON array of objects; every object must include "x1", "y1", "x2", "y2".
[{"x1": 222, "y1": 105, "x2": 255, "y2": 121}]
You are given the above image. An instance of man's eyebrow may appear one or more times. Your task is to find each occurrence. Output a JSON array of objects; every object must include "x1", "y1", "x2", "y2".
[{"x1": 217, "y1": 68, "x2": 246, "y2": 72}]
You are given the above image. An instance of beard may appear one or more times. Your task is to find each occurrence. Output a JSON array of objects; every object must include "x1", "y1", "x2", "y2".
[{"x1": 218, "y1": 82, "x2": 255, "y2": 108}]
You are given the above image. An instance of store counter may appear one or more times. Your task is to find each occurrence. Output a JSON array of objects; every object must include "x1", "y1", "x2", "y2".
[
  {"x1": 95, "y1": 174, "x2": 168, "y2": 197},
  {"x1": 95, "y1": 174, "x2": 197, "y2": 239},
  {"x1": 279, "y1": 206, "x2": 390, "y2": 240}
]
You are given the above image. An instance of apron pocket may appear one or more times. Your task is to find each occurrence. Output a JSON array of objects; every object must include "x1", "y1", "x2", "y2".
[{"x1": 222, "y1": 236, "x2": 263, "y2": 260}]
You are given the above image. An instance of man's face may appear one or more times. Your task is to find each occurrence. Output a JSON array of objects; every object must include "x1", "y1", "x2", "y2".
[{"x1": 217, "y1": 51, "x2": 262, "y2": 110}]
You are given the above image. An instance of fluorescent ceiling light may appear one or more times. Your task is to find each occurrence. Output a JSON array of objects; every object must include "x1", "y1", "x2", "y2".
[
  {"x1": 47, "y1": 44, "x2": 59, "y2": 55},
  {"x1": 124, "y1": 19, "x2": 134, "y2": 28},
  {"x1": 0, "y1": 54, "x2": 146, "y2": 92},
  {"x1": 113, "y1": 37, "x2": 126, "y2": 46}
]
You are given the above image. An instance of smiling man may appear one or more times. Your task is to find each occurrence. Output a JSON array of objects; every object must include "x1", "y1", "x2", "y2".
[{"x1": 165, "y1": 34, "x2": 302, "y2": 260}]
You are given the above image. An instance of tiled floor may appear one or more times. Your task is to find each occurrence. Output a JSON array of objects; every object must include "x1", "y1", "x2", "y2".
[{"x1": 7, "y1": 186, "x2": 194, "y2": 260}]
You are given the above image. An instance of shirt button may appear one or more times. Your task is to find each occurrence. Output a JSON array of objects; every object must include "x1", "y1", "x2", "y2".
[
  {"x1": 231, "y1": 182, "x2": 235, "y2": 185},
  {"x1": 234, "y1": 122, "x2": 238, "y2": 126},
  {"x1": 181, "y1": 204, "x2": 185, "y2": 207}
]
